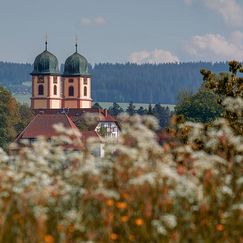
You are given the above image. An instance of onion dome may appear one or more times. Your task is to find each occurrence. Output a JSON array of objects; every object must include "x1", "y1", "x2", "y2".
[
  {"x1": 63, "y1": 44, "x2": 90, "y2": 77},
  {"x1": 31, "y1": 42, "x2": 59, "y2": 75}
]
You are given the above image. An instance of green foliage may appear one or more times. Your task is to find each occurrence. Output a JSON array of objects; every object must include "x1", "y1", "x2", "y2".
[
  {"x1": 153, "y1": 104, "x2": 171, "y2": 128},
  {"x1": 108, "y1": 102, "x2": 124, "y2": 116},
  {"x1": 0, "y1": 86, "x2": 20, "y2": 149},
  {"x1": 92, "y1": 102, "x2": 103, "y2": 109},
  {"x1": 126, "y1": 102, "x2": 136, "y2": 116},
  {"x1": 201, "y1": 60, "x2": 243, "y2": 134},
  {"x1": 175, "y1": 90, "x2": 223, "y2": 123},
  {"x1": 15, "y1": 103, "x2": 33, "y2": 134}
]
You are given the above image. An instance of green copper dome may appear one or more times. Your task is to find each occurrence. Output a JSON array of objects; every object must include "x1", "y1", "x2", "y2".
[
  {"x1": 31, "y1": 45, "x2": 59, "y2": 75},
  {"x1": 63, "y1": 49, "x2": 90, "y2": 77}
]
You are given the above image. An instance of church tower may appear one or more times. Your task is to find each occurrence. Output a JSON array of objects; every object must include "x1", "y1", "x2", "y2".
[
  {"x1": 31, "y1": 41, "x2": 62, "y2": 110},
  {"x1": 62, "y1": 43, "x2": 92, "y2": 109}
]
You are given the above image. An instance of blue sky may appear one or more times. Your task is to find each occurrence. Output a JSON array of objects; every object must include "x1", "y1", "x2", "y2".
[{"x1": 1, "y1": 0, "x2": 243, "y2": 64}]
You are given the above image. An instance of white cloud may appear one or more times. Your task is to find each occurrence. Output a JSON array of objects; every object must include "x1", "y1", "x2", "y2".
[
  {"x1": 183, "y1": 0, "x2": 243, "y2": 27},
  {"x1": 185, "y1": 31, "x2": 243, "y2": 61},
  {"x1": 129, "y1": 49, "x2": 179, "y2": 64},
  {"x1": 80, "y1": 16, "x2": 107, "y2": 27}
]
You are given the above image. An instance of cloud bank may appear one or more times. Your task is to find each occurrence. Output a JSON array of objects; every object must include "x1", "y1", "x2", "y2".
[
  {"x1": 129, "y1": 49, "x2": 179, "y2": 64},
  {"x1": 80, "y1": 16, "x2": 107, "y2": 27},
  {"x1": 184, "y1": 0, "x2": 243, "y2": 27},
  {"x1": 186, "y1": 31, "x2": 243, "y2": 61}
]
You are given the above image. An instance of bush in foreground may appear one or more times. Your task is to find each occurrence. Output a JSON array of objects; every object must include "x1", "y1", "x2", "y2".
[{"x1": 0, "y1": 97, "x2": 242, "y2": 243}]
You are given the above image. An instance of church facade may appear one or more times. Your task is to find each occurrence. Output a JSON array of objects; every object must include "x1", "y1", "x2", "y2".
[
  {"x1": 15, "y1": 42, "x2": 120, "y2": 156},
  {"x1": 31, "y1": 41, "x2": 92, "y2": 110}
]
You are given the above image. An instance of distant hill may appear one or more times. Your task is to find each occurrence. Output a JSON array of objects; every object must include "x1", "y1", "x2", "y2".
[{"x1": 0, "y1": 61, "x2": 229, "y2": 104}]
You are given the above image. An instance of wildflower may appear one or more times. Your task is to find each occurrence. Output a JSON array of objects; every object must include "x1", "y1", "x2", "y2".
[
  {"x1": 128, "y1": 234, "x2": 135, "y2": 241},
  {"x1": 121, "y1": 215, "x2": 129, "y2": 222},
  {"x1": 106, "y1": 199, "x2": 114, "y2": 207},
  {"x1": 216, "y1": 224, "x2": 224, "y2": 232},
  {"x1": 116, "y1": 202, "x2": 127, "y2": 209},
  {"x1": 44, "y1": 235, "x2": 55, "y2": 243},
  {"x1": 135, "y1": 218, "x2": 144, "y2": 226},
  {"x1": 110, "y1": 233, "x2": 118, "y2": 240}
]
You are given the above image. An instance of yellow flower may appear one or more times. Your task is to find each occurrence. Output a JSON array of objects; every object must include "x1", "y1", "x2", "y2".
[
  {"x1": 135, "y1": 218, "x2": 144, "y2": 226},
  {"x1": 110, "y1": 233, "x2": 119, "y2": 240},
  {"x1": 44, "y1": 235, "x2": 55, "y2": 243},
  {"x1": 116, "y1": 202, "x2": 127, "y2": 209},
  {"x1": 106, "y1": 199, "x2": 114, "y2": 207}
]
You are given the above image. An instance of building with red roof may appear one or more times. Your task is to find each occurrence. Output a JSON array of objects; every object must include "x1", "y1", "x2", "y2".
[{"x1": 15, "y1": 41, "x2": 120, "y2": 157}]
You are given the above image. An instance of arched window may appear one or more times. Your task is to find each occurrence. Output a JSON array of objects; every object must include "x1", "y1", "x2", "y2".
[
  {"x1": 69, "y1": 86, "x2": 74, "y2": 96},
  {"x1": 53, "y1": 85, "x2": 57, "y2": 95},
  {"x1": 84, "y1": 86, "x2": 87, "y2": 96},
  {"x1": 38, "y1": 85, "x2": 44, "y2": 95}
]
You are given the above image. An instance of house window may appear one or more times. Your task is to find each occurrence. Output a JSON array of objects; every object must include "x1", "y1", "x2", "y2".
[
  {"x1": 53, "y1": 77, "x2": 58, "y2": 84},
  {"x1": 83, "y1": 78, "x2": 87, "y2": 85},
  {"x1": 69, "y1": 79, "x2": 73, "y2": 83},
  {"x1": 69, "y1": 86, "x2": 74, "y2": 96},
  {"x1": 84, "y1": 86, "x2": 87, "y2": 96},
  {"x1": 53, "y1": 85, "x2": 57, "y2": 95},
  {"x1": 38, "y1": 84, "x2": 44, "y2": 95}
]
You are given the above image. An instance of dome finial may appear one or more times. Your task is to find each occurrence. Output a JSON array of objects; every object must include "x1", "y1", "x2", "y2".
[
  {"x1": 45, "y1": 32, "x2": 48, "y2": 51},
  {"x1": 75, "y1": 36, "x2": 78, "y2": 53}
]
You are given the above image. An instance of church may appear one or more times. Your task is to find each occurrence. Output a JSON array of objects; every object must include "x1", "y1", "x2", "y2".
[{"x1": 16, "y1": 41, "x2": 120, "y2": 155}]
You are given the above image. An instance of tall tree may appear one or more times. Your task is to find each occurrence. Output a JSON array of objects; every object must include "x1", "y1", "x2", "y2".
[
  {"x1": 126, "y1": 102, "x2": 136, "y2": 116},
  {"x1": 175, "y1": 90, "x2": 223, "y2": 123},
  {"x1": 0, "y1": 86, "x2": 20, "y2": 148},
  {"x1": 108, "y1": 102, "x2": 123, "y2": 116}
]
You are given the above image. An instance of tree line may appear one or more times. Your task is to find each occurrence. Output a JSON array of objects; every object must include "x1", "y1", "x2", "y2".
[
  {"x1": 0, "y1": 61, "x2": 229, "y2": 104},
  {"x1": 93, "y1": 102, "x2": 171, "y2": 128}
]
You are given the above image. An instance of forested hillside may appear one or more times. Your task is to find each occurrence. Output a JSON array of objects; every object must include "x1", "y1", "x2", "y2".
[{"x1": 0, "y1": 61, "x2": 229, "y2": 104}]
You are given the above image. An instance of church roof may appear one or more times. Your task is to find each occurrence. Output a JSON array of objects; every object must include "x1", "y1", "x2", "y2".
[
  {"x1": 31, "y1": 42, "x2": 59, "y2": 75},
  {"x1": 63, "y1": 45, "x2": 90, "y2": 77},
  {"x1": 15, "y1": 113, "x2": 77, "y2": 140}
]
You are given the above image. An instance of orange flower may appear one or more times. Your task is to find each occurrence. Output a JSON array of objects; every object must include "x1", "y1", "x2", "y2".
[
  {"x1": 122, "y1": 193, "x2": 129, "y2": 199},
  {"x1": 128, "y1": 234, "x2": 135, "y2": 241},
  {"x1": 44, "y1": 235, "x2": 55, "y2": 243},
  {"x1": 110, "y1": 233, "x2": 119, "y2": 240},
  {"x1": 216, "y1": 224, "x2": 224, "y2": 232},
  {"x1": 116, "y1": 202, "x2": 127, "y2": 209},
  {"x1": 135, "y1": 218, "x2": 144, "y2": 226},
  {"x1": 106, "y1": 199, "x2": 114, "y2": 207},
  {"x1": 121, "y1": 215, "x2": 129, "y2": 222},
  {"x1": 57, "y1": 224, "x2": 64, "y2": 232}
]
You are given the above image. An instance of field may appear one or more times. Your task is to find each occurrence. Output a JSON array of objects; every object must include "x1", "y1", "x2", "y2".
[{"x1": 14, "y1": 94, "x2": 175, "y2": 111}]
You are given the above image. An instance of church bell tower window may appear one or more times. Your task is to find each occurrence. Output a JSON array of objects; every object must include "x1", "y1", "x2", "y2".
[
  {"x1": 69, "y1": 86, "x2": 74, "y2": 96},
  {"x1": 84, "y1": 86, "x2": 87, "y2": 96},
  {"x1": 53, "y1": 85, "x2": 57, "y2": 95},
  {"x1": 38, "y1": 85, "x2": 44, "y2": 95}
]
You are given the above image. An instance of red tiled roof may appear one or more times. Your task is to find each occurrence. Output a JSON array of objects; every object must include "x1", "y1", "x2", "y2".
[{"x1": 16, "y1": 113, "x2": 78, "y2": 141}]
